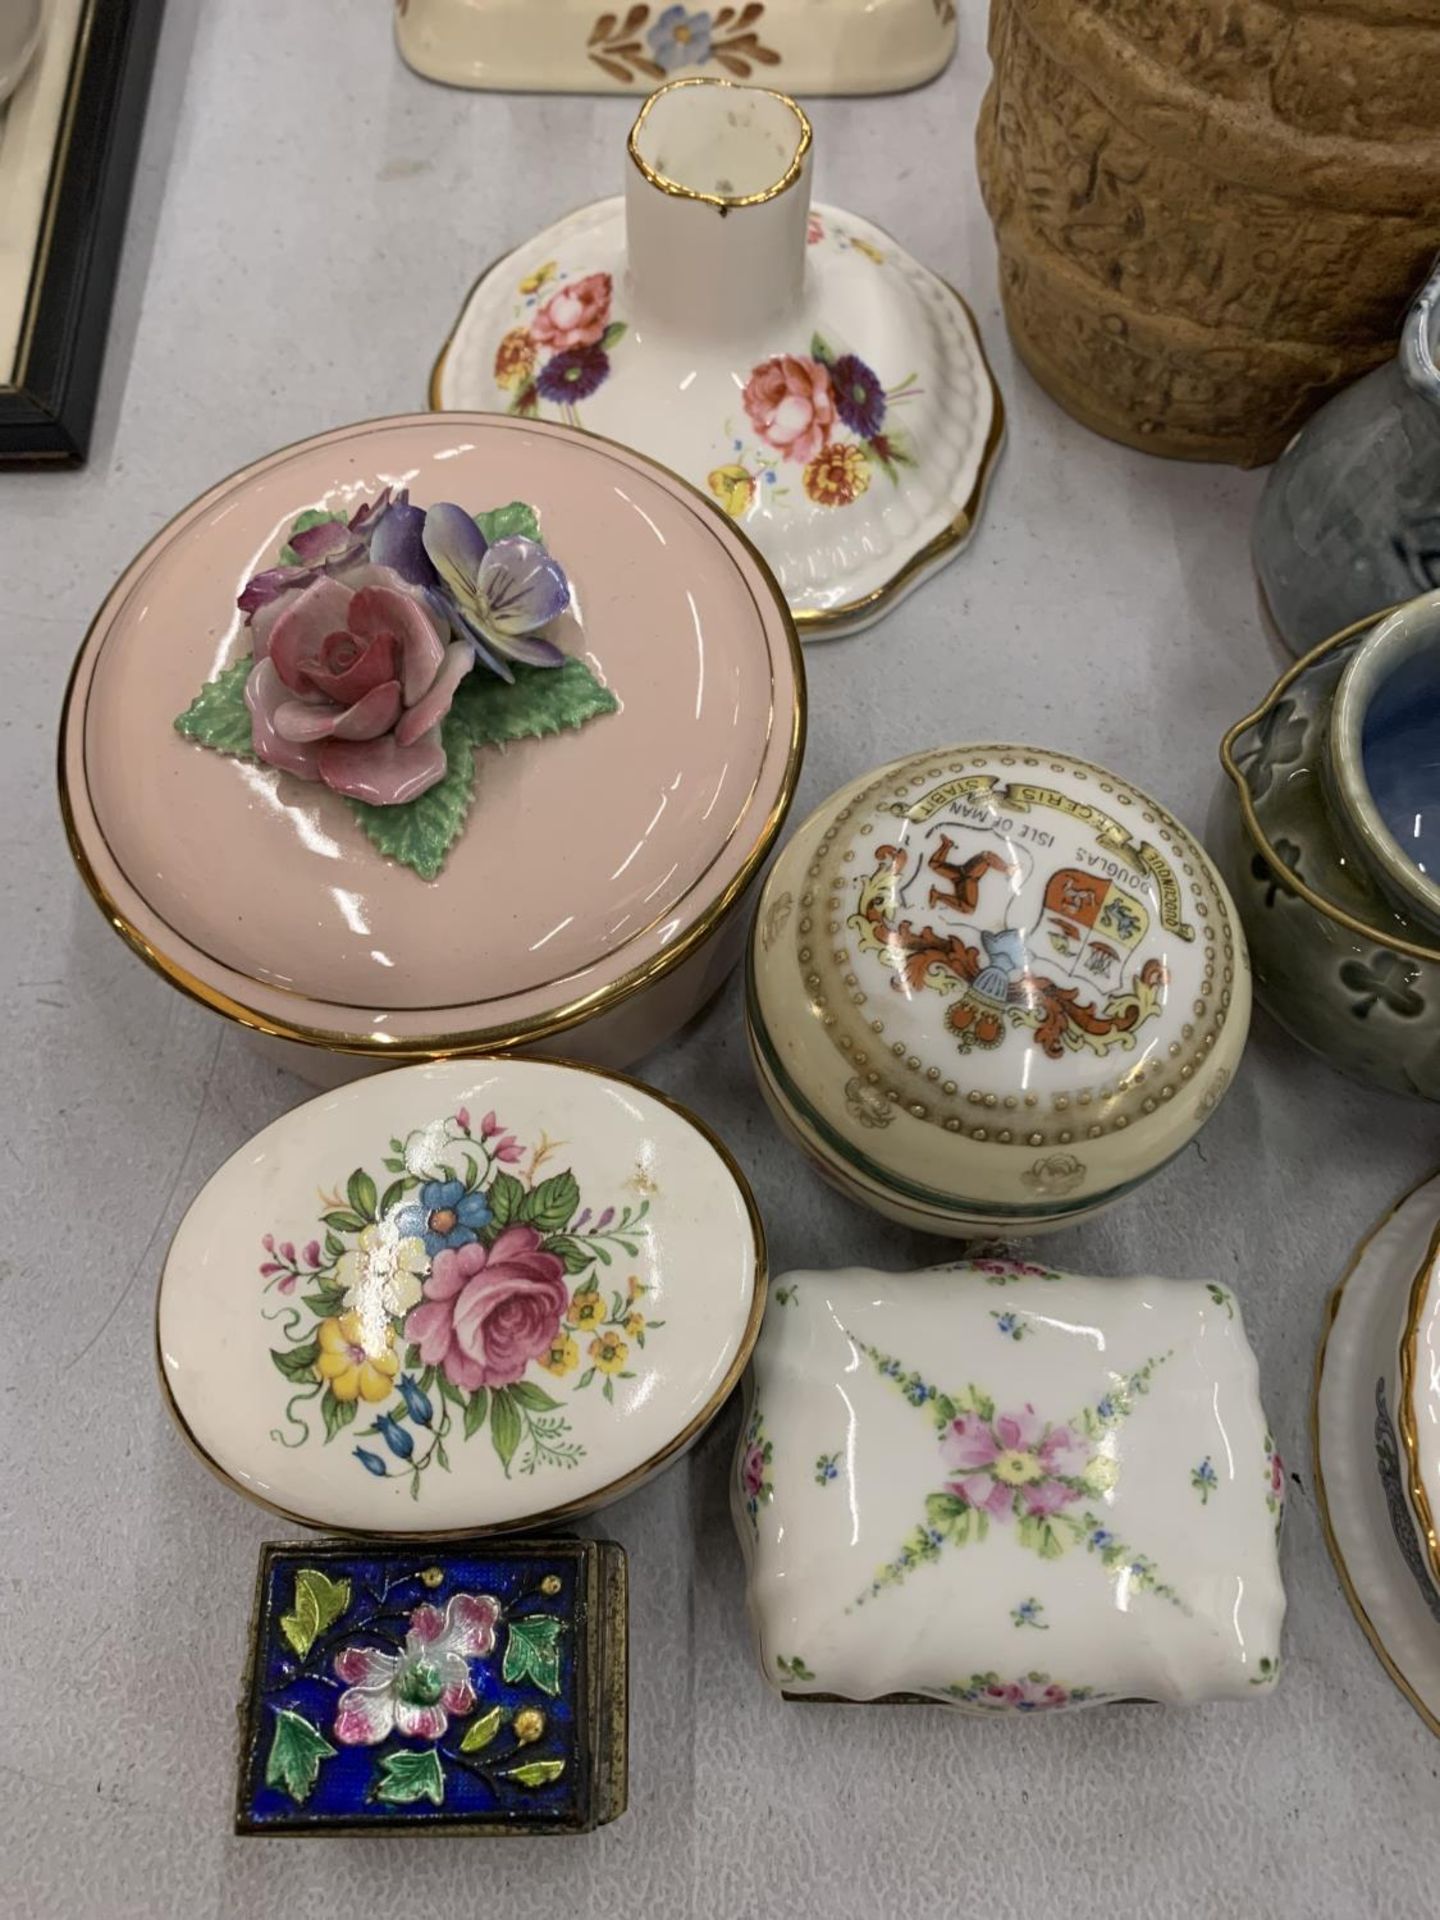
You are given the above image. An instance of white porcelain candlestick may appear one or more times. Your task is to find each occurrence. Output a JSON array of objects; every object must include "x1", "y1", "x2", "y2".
[
  {"x1": 433, "y1": 78, "x2": 1003, "y2": 639},
  {"x1": 626, "y1": 80, "x2": 811, "y2": 339}
]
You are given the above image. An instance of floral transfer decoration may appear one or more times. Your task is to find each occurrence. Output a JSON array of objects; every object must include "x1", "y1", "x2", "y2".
[
  {"x1": 849, "y1": 1336, "x2": 1185, "y2": 1611},
  {"x1": 944, "y1": 1671, "x2": 1108, "y2": 1712},
  {"x1": 262, "y1": 1106, "x2": 659, "y2": 1495},
  {"x1": 738, "y1": 1406, "x2": 773, "y2": 1527},
  {"x1": 1191, "y1": 1457, "x2": 1218, "y2": 1504},
  {"x1": 494, "y1": 267, "x2": 626, "y2": 425},
  {"x1": 1264, "y1": 1429, "x2": 1285, "y2": 1538},
  {"x1": 238, "y1": 1542, "x2": 619, "y2": 1832},
  {"x1": 586, "y1": 5, "x2": 779, "y2": 85},
  {"x1": 174, "y1": 494, "x2": 617, "y2": 880},
  {"x1": 709, "y1": 332, "x2": 919, "y2": 520}
]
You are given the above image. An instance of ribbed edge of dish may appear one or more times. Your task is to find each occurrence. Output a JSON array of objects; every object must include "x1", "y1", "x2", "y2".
[{"x1": 428, "y1": 223, "x2": 1006, "y2": 640}]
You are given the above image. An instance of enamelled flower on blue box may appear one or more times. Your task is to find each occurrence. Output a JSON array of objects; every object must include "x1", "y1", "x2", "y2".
[{"x1": 236, "y1": 1538, "x2": 627, "y2": 1834}]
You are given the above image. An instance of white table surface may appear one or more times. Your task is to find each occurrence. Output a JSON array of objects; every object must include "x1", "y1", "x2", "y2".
[{"x1": 5, "y1": 3, "x2": 1435, "y2": 1914}]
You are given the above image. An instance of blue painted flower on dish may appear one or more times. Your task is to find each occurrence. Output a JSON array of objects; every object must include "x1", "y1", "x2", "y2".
[
  {"x1": 648, "y1": 5, "x2": 713, "y2": 69},
  {"x1": 397, "y1": 1178, "x2": 493, "y2": 1255}
]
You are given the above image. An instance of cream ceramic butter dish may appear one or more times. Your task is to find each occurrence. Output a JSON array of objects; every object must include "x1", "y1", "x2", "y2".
[
  {"x1": 395, "y1": 0, "x2": 957, "y2": 97},
  {"x1": 158, "y1": 1057, "x2": 765, "y2": 1535},
  {"x1": 747, "y1": 745, "x2": 1249, "y2": 1236},
  {"x1": 1316, "y1": 1170, "x2": 1440, "y2": 1739},
  {"x1": 432, "y1": 79, "x2": 1002, "y2": 638},
  {"x1": 60, "y1": 412, "x2": 803, "y2": 1083},
  {"x1": 736, "y1": 1259, "x2": 1285, "y2": 1708}
]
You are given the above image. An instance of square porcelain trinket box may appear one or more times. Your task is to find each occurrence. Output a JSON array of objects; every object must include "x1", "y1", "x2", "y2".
[
  {"x1": 735, "y1": 1260, "x2": 1286, "y2": 1710},
  {"x1": 236, "y1": 1538, "x2": 626, "y2": 1834}
]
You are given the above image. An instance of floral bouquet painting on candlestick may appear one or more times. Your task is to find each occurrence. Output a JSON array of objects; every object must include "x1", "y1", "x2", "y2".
[{"x1": 174, "y1": 490, "x2": 617, "y2": 879}]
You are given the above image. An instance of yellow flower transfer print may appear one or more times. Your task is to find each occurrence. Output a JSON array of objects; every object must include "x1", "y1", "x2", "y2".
[
  {"x1": 589, "y1": 1331, "x2": 629, "y2": 1375},
  {"x1": 317, "y1": 1313, "x2": 401, "y2": 1404},
  {"x1": 539, "y1": 1333, "x2": 580, "y2": 1377}
]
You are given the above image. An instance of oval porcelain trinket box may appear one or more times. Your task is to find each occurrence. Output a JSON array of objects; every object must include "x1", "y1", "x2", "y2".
[
  {"x1": 60, "y1": 413, "x2": 803, "y2": 1081},
  {"x1": 747, "y1": 745, "x2": 1249, "y2": 1235},
  {"x1": 158, "y1": 1058, "x2": 764, "y2": 1534},
  {"x1": 736, "y1": 1260, "x2": 1286, "y2": 1708},
  {"x1": 433, "y1": 80, "x2": 1002, "y2": 638},
  {"x1": 1316, "y1": 1170, "x2": 1440, "y2": 1737}
]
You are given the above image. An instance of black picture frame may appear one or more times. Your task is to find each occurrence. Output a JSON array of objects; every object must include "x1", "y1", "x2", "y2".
[{"x1": 0, "y1": 0, "x2": 166, "y2": 465}]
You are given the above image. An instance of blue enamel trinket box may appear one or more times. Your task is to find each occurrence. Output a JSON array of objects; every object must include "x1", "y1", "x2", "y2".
[{"x1": 236, "y1": 1538, "x2": 627, "y2": 1834}]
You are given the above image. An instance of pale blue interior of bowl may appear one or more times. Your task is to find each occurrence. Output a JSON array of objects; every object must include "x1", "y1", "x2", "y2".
[{"x1": 1362, "y1": 646, "x2": 1440, "y2": 878}]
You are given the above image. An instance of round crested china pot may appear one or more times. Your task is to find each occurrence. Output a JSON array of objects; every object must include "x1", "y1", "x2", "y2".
[
  {"x1": 1315, "y1": 1171, "x2": 1440, "y2": 1738},
  {"x1": 432, "y1": 79, "x2": 1003, "y2": 639},
  {"x1": 1215, "y1": 595, "x2": 1440, "y2": 1099},
  {"x1": 60, "y1": 413, "x2": 804, "y2": 1083},
  {"x1": 1255, "y1": 259, "x2": 1440, "y2": 655},
  {"x1": 746, "y1": 745, "x2": 1248, "y2": 1236},
  {"x1": 158, "y1": 1057, "x2": 765, "y2": 1535},
  {"x1": 395, "y1": 0, "x2": 957, "y2": 96},
  {"x1": 736, "y1": 1260, "x2": 1285, "y2": 1707}
]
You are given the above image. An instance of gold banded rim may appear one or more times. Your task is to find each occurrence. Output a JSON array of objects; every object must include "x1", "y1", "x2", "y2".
[
  {"x1": 1312, "y1": 1168, "x2": 1440, "y2": 1739},
  {"x1": 627, "y1": 78, "x2": 812, "y2": 211},
  {"x1": 58, "y1": 411, "x2": 806, "y2": 1058},
  {"x1": 1398, "y1": 1217, "x2": 1440, "y2": 1594},
  {"x1": 156, "y1": 1053, "x2": 769, "y2": 1538}
]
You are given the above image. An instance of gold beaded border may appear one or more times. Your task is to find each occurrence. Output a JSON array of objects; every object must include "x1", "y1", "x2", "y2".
[{"x1": 795, "y1": 747, "x2": 1236, "y2": 1150}]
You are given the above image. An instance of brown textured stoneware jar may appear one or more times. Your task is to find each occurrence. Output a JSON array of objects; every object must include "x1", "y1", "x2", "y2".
[{"x1": 976, "y1": 0, "x2": 1440, "y2": 466}]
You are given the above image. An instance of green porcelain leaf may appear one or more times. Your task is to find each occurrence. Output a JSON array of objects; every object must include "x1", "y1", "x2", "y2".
[
  {"x1": 486, "y1": 1172, "x2": 525, "y2": 1228},
  {"x1": 463, "y1": 1387, "x2": 489, "y2": 1438},
  {"x1": 346, "y1": 1169, "x2": 378, "y2": 1222},
  {"x1": 502, "y1": 1614, "x2": 563, "y2": 1696},
  {"x1": 173, "y1": 659, "x2": 255, "y2": 758},
  {"x1": 450, "y1": 658, "x2": 617, "y2": 752},
  {"x1": 373, "y1": 1747, "x2": 445, "y2": 1806},
  {"x1": 271, "y1": 1340, "x2": 320, "y2": 1382},
  {"x1": 506, "y1": 1758, "x2": 565, "y2": 1787},
  {"x1": 320, "y1": 1390, "x2": 357, "y2": 1443},
  {"x1": 475, "y1": 501, "x2": 541, "y2": 545},
  {"x1": 490, "y1": 1388, "x2": 522, "y2": 1477},
  {"x1": 507, "y1": 1380, "x2": 561, "y2": 1413},
  {"x1": 280, "y1": 507, "x2": 347, "y2": 566},
  {"x1": 280, "y1": 1568, "x2": 352, "y2": 1657},
  {"x1": 265, "y1": 1708, "x2": 335, "y2": 1803},
  {"x1": 520, "y1": 1170, "x2": 580, "y2": 1235},
  {"x1": 458, "y1": 1706, "x2": 503, "y2": 1754},
  {"x1": 344, "y1": 713, "x2": 475, "y2": 882}
]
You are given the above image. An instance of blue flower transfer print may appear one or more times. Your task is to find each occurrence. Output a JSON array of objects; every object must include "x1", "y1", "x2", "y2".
[
  {"x1": 397, "y1": 1178, "x2": 492, "y2": 1256},
  {"x1": 648, "y1": 5, "x2": 712, "y2": 69}
]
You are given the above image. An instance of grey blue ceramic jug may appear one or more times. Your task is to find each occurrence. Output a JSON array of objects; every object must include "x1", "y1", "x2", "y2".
[{"x1": 1255, "y1": 261, "x2": 1440, "y2": 654}]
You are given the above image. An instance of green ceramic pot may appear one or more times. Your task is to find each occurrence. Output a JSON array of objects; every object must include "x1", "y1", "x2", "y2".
[{"x1": 1214, "y1": 596, "x2": 1440, "y2": 1100}]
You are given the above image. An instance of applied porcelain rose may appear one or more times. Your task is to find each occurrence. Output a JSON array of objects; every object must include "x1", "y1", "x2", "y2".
[
  {"x1": 158, "y1": 1058, "x2": 765, "y2": 1535},
  {"x1": 395, "y1": 0, "x2": 956, "y2": 96},
  {"x1": 433, "y1": 79, "x2": 1002, "y2": 638},
  {"x1": 60, "y1": 413, "x2": 803, "y2": 1080},
  {"x1": 735, "y1": 1260, "x2": 1285, "y2": 1707},
  {"x1": 746, "y1": 744, "x2": 1249, "y2": 1235},
  {"x1": 1315, "y1": 1170, "x2": 1440, "y2": 1739}
]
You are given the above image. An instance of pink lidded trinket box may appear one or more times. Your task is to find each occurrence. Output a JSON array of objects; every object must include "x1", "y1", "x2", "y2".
[{"x1": 60, "y1": 413, "x2": 804, "y2": 1080}]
